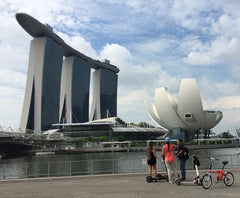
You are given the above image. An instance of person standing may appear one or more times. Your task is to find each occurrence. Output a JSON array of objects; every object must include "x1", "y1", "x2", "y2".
[
  {"x1": 162, "y1": 137, "x2": 178, "y2": 183},
  {"x1": 176, "y1": 139, "x2": 186, "y2": 181},
  {"x1": 146, "y1": 141, "x2": 157, "y2": 179}
]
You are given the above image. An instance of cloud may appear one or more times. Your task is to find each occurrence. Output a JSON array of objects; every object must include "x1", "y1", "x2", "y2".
[
  {"x1": 232, "y1": 66, "x2": 240, "y2": 81},
  {"x1": 184, "y1": 12, "x2": 240, "y2": 66},
  {"x1": 126, "y1": 0, "x2": 170, "y2": 16},
  {"x1": 57, "y1": 32, "x2": 98, "y2": 59},
  {"x1": 0, "y1": 41, "x2": 29, "y2": 71},
  {"x1": 212, "y1": 108, "x2": 240, "y2": 133},
  {"x1": 0, "y1": 69, "x2": 26, "y2": 128},
  {"x1": 0, "y1": 95, "x2": 23, "y2": 128},
  {"x1": 199, "y1": 77, "x2": 240, "y2": 100},
  {"x1": 98, "y1": 43, "x2": 181, "y2": 123},
  {"x1": 204, "y1": 96, "x2": 240, "y2": 110},
  {"x1": 100, "y1": 43, "x2": 132, "y2": 66},
  {"x1": 0, "y1": 11, "x2": 30, "y2": 72},
  {"x1": 211, "y1": 15, "x2": 240, "y2": 37},
  {"x1": 0, "y1": 68, "x2": 26, "y2": 88},
  {"x1": 185, "y1": 36, "x2": 240, "y2": 65}
]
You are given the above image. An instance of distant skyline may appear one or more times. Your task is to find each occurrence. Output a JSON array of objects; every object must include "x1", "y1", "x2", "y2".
[{"x1": 0, "y1": 0, "x2": 239, "y2": 134}]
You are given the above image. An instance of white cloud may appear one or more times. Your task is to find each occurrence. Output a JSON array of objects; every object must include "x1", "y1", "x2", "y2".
[
  {"x1": 232, "y1": 66, "x2": 240, "y2": 81},
  {"x1": 0, "y1": 11, "x2": 30, "y2": 71},
  {"x1": 185, "y1": 36, "x2": 240, "y2": 66},
  {"x1": 211, "y1": 15, "x2": 240, "y2": 37},
  {"x1": 0, "y1": 69, "x2": 26, "y2": 128},
  {"x1": 204, "y1": 96, "x2": 240, "y2": 110},
  {"x1": 194, "y1": 80, "x2": 240, "y2": 113},
  {"x1": 118, "y1": 89, "x2": 146, "y2": 106},
  {"x1": 100, "y1": 43, "x2": 132, "y2": 66},
  {"x1": 212, "y1": 108, "x2": 240, "y2": 133},
  {"x1": 0, "y1": 84, "x2": 24, "y2": 128},
  {"x1": 0, "y1": 96, "x2": 23, "y2": 128},
  {"x1": 57, "y1": 32, "x2": 98, "y2": 59},
  {"x1": 184, "y1": 13, "x2": 240, "y2": 66},
  {"x1": 170, "y1": 0, "x2": 218, "y2": 31},
  {"x1": 0, "y1": 41, "x2": 29, "y2": 71},
  {"x1": 126, "y1": 0, "x2": 170, "y2": 16},
  {"x1": 98, "y1": 43, "x2": 181, "y2": 124},
  {"x1": 0, "y1": 68, "x2": 26, "y2": 88}
]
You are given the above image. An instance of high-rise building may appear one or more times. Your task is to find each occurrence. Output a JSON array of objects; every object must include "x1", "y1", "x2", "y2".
[
  {"x1": 59, "y1": 56, "x2": 91, "y2": 124},
  {"x1": 90, "y1": 68, "x2": 118, "y2": 121},
  {"x1": 16, "y1": 13, "x2": 120, "y2": 133},
  {"x1": 20, "y1": 37, "x2": 63, "y2": 133}
]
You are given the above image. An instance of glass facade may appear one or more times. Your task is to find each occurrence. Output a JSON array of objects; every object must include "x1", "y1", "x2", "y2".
[
  {"x1": 71, "y1": 57, "x2": 91, "y2": 123},
  {"x1": 26, "y1": 80, "x2": 35, "y2": 130},
  {"x1": 100, "y1": 69, "x2": 118, "y2": 118},
  {"x1": 22, "y1": 38, "x2": 118, "y2": 132},
  {"x1": 41, "y1": 38, "x2": 63, "y2": 131}
]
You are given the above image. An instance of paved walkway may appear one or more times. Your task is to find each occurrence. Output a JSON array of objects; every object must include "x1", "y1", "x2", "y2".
[{"x1": 0, "y1": 169, "x2": 239, "y2": 198}]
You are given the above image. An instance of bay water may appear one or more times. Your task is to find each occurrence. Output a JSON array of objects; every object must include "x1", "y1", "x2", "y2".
[{"x1": 0, "y1": 147, "x2": 239, "y2": 179}]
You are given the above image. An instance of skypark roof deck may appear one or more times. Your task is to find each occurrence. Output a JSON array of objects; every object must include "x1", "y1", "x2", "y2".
[{"x1": 16, "y1": 13, "x2": 119, "y2": 73}]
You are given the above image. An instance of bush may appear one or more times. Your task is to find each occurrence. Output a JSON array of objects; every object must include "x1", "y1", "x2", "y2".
[
  {"x1": 72, "y1": 136, "x2": 108, "y2": 143},
  {"x1": 209, "y1": 141, "x2": 215, "y2": 145},
  {"x1": 188, "y1": 141, "x2": 198, "y2": 145}
]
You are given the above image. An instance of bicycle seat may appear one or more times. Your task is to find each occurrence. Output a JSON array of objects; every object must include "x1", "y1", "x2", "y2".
[{"x1": 222, "y1": 161, "x2": 228, "y2": 165}]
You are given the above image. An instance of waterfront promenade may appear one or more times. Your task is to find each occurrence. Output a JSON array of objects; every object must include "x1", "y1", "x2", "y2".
[{"x1": 0, "y1": 169, "x2": 239, "y2": 198}]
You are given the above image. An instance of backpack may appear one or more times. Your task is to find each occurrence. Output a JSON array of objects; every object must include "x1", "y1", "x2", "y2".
[
  {"x1": 182, "y1": 146, "x2": 189, "y2": 160},
  {"x1": 147, "y1": 152, "x2": 152, "y2": 161}
]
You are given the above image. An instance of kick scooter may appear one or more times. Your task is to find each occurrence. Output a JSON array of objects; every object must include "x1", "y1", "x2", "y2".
[{"x1": 176, "y1": 155, "x2": 202, "y2": 186}]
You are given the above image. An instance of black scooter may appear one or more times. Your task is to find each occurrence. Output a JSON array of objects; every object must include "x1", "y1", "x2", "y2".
[{"x1": 176, "y1": 155, "x2": 202, "y2": 186}]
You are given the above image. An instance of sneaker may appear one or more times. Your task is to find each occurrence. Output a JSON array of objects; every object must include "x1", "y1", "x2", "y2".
[
  {"x1": 169, "y1": 181, "x2": 173, "y2": 184},
  {"x1": 180, "y1": 178, "x2": 186, "y2": 181}
]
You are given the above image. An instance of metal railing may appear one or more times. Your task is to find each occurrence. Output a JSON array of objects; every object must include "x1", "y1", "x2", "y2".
[
  {"x1": 0, "y1": 158, "x2": 148, "y2": 180},
  {"x1": 0, "y1": 153, "x2": 239, "y2": 180}
]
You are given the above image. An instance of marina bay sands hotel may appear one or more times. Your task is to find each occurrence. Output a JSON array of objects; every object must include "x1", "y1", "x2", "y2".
[{"x1": 16, "y1": 13, "x2": 120, "y2": 133}]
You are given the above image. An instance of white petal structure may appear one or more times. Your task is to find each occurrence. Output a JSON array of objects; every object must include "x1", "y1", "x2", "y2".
[
  {"x1": 177, "y1": 78, "x2": 204, "y2": 130},
  {"x1": 145, "y1": 78, "x2": 223, "y2": 134},
  {"x1": 144, "y1": 100, "x2": 169, "y2": 130},
  {"x1": 154, "y1": 87, "x2": 190, "y2": 130}
]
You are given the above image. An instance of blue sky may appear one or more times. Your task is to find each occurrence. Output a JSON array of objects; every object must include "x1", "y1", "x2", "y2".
[{"x1": 0, "y1": 0, "x2": 240, "y2": 134}]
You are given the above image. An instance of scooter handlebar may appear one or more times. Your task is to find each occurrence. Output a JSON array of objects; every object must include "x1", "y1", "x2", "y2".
[{"x1": 206, "y1": 157, "x2": 219, "y2": 161}]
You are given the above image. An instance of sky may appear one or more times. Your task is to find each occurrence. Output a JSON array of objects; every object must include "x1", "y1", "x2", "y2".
[{"x1": 0, "y1": 0, "x2": 240, "y2": 134}]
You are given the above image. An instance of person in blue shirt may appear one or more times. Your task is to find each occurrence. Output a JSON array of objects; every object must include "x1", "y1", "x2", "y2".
[{"x1": 176, "y1": 139, "x2": 186, "y2": 181}]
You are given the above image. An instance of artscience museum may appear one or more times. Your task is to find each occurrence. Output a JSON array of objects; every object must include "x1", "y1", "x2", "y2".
[{"x1": 145, "y1": 78, "x2": 223, "y2": 141}]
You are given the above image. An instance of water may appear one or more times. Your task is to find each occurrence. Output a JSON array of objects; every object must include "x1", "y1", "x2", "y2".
[{"x1": 0, "y1": 148, "x2": 239, "y2": 179}]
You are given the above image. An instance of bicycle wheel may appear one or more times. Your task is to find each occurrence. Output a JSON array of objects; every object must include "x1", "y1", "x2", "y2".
[
  {"x1": 224, "y1": 172, "x2": 234, "y2": 186},
  {"x1": 201, "y1": 174, "x2": 212, "y2": 189}
]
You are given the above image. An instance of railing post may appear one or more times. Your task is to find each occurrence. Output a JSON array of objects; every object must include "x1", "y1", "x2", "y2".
[
  {"x1": 230, "y1": 154, "x2": 233, "y2": 167},
  {"x1": 69, "y1": 160, "x2": 72, "y2": 176},
  {"x1": 48, "y1": 162, "x2": 50, "y2": 177},
  {"x1": 132, "y1": 159, "x2": 134, "y2": 173},
  {"x1": 25, "y1": 163, "x2": 28, "y2": 178},
  {"x1": 2, "y1": 164, "x2": 5, "y2": 179},
  {"x1": 112, "y1": 159, "x2": 115, "y2": 174},
  {"x1": 89, "y1": 160, "x2": 94, "y2": 175}
]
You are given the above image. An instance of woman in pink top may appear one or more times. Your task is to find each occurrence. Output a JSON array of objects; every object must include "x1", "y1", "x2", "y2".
[{"x1": 162, "y1": 137, "x2": 178, "y2": 183}]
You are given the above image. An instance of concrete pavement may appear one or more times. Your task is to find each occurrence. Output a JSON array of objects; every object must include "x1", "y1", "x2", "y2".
[{"x1": 0, "y1": 169, "x2": 239, "y2": 198}]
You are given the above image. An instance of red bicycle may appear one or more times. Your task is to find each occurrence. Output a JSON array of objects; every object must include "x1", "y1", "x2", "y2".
[{"x1": 201, "y1": 157, "x2": 234, "y2": 189}]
